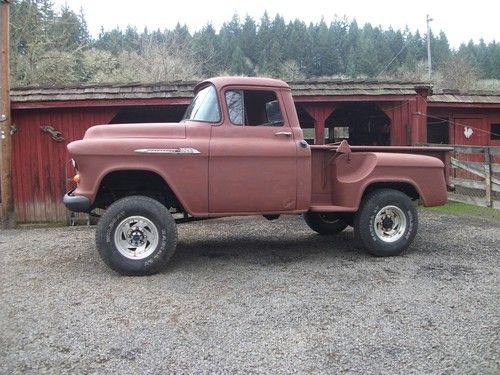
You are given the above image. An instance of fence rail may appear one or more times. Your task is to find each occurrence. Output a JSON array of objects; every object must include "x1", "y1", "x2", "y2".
[{"x1": 442, "y1": 145, "x2": 500, "y2": 209}]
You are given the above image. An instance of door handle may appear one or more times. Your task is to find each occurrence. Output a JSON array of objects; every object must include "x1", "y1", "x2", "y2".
[{"x1": 274, "y1": 131, "x2": 292, "y2": 137}]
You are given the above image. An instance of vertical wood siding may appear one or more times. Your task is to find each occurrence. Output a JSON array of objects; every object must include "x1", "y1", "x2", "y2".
[{"x1": 11, "y1": 107, "x2": 117, "y2": 222}]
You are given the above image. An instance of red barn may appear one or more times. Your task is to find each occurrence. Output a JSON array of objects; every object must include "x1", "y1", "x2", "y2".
[
  {"x1": 427, "y1": 89, "x2": 500, "y2": 146},
  {"x1": 7, "y1": 79, "x2": 500, "y2": 221}
]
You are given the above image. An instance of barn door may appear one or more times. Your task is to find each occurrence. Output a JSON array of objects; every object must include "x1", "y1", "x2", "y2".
[
  {"x1": 452, "y1": 118, "x2": 489, "y2": 181},
  {"x1": 453, "y1": 118, "x2": 488, "y2": 146}
]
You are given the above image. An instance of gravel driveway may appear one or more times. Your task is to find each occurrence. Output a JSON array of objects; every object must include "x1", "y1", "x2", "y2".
[{"x1": 1, "y1": 210, "x2": 499, "y2": 374}]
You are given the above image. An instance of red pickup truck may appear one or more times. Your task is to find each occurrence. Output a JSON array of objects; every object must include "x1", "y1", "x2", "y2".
[{"x1": 64, "y1": 77, "x2": 449, "y2": 275}]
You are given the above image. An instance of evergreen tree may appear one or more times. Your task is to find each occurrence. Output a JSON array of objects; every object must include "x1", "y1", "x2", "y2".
[
  {"x1": 285, "y1": 19, "x2": 310, "y2": 74},
  {"x1": 240, "y1": 15, "x2": 258, "y2": 66},
  {"x1": 403, "y1": 30, "x2": 426, "y2": 71},
  {"x1": 123, "y1": 26, "x2": 141, "y2": 52},
  {"x1": 49, "y1": 5, "x2": 89, "y2": 51},
  {"x1": 263, "y1": 14, "x2": 287, "y2": 75},
  {"x1": 345, "y1": 20, "x2": 361, "y2": 76},
  {"x1": 192, "y1": 23, "x2": 221, "y2": 76},
  {"x1": 431, "y1": 31, "x2": 452, "y2": 69},
  {"x1": 381, "y1": 28, "x2": 405, "y2": 75},
  {"x1": 170, "y1": 23, "x2": 191, "y2": 52},
  {"x1": 353, "y1": 23, "x2": 380, "y2": 76},
  {"x1": 219, "y1": 14, "x2": 241, "y2": 70},
  {"x1": 329, "y1": 18, "x2": 350, "y2": 74},
  {"x1": 229, "y1": 45, "x2": 252, "y2": 75},
  {"x1": 8, "y1": 4, "x2": 500, "y2": 85},
  {"x1": 256, "y1": 12, "x2": 272, "y2": 73},
  {"x1": 487, "y1": 42, "x2": 500, "y2": 79},
  {"x1": 95, "y1": 28, "x2": 126, "y2": 55}
]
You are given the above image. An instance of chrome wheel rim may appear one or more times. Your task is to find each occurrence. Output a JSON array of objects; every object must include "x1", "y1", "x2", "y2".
[
  {"x1": 373, "y1": 205, "x2": 407, "y2": 243},
  {"x1": 114, "y1": 216, "x2": 159, "y2": 259}
]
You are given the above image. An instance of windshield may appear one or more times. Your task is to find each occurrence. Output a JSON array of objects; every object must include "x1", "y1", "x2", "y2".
[{"x1": 182, "y1": 85, "x2": 220, "y2": 123}]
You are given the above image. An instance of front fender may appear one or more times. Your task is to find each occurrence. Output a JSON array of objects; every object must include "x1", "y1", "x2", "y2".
[{"x1": 67, "y1": 138, "x2": 210, "y2": 216}]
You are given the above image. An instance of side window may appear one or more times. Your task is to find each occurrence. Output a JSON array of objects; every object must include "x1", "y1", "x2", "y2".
[{"x1": 225, "y1": 90, "x2": 284, "y2": 127}]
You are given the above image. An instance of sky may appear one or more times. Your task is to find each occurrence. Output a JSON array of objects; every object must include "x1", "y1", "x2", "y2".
[{"x1": 52, "y1": 0, "x2": 499, "y2": 49}]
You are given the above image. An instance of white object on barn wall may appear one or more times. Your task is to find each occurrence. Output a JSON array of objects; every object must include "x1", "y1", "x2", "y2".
[{"x1": 464, "y1": 127, "x2": 473, "y2": 139}]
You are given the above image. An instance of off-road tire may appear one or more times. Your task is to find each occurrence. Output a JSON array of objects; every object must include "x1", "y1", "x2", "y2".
[
  {"x1": 354, "y1": 189, "x2": 418, "y2": 257},
  {"x1": 96, "y1": 195, "x2": 177, "y2": 275},
  {"x1": 304, "y1": 212, "x2": 349, "y2": 235}
]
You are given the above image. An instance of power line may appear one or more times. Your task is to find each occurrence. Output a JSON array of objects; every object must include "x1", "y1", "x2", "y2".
[{"x1": 376, "y1": 40, "x2": 411, "y2": 77}]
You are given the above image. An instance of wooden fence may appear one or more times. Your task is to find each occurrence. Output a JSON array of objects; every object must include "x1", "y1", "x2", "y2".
[{"x1": 446, "y1": 145, "x2": 500, "y2": 209}]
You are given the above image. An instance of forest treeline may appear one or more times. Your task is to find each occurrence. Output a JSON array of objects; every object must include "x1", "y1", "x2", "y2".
[{"x1": 10, "y1": 0, "x2": 500, "y2": 88}]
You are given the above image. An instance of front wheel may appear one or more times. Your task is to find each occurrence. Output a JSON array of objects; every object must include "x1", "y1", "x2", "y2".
[
  {"x1": 96, "y1": 195, "x2": 177, "y2": 275},
  {"x1": 304, "y1": 212, "x2": 349, "y2": 235},
  {"x1": 354, "y1": 189, "x2": 418, "y2": 257}
]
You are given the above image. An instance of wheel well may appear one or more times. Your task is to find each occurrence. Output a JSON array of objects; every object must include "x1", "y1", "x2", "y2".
[
  {"x1": 362, "y1": 182, "x2": 419, "y2": 201},
  {"x1": 94, "y1": 170, "x2": 182, "y2": 210}
]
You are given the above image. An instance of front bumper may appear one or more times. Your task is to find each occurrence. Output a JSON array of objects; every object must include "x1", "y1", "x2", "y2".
[{"x1": 63, "y1": 190, "x2": 91, "y2": 212}]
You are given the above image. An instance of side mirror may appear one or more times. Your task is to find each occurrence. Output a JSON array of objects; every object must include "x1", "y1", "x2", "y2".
[{"x1": 266, "y1": 100, "x2": 284, "y2": 125}]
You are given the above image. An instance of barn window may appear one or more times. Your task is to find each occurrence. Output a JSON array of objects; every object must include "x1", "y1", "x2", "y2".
[
  {"x1": 427, "y1": 117, "x2": 449, "y2": 144},
  {"x1": 491, "y1": 124, "x2": 500, "y2": 140},
  {"x1": 333, "y1": 127, "x2": 349, "y2": 139}
]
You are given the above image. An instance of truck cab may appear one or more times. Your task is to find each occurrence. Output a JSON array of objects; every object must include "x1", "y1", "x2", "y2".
[{"x1": 187, "y1": 77, "x2": 311, "y2": 214}]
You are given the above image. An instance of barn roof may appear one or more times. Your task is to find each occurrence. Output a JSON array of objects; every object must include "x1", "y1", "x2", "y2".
[
  {"x1": 10, "y1": 78, "x2": 431, "y2": 104},
  {"x1": 10, "y1": 81, "x2": 196, "y2": 103},
  {"x1": 428, "y1": 89, "x2": 500, "y2": 105},
  {"x1": 290, "y1": 79, "x2": 430, "y2": 97},
  {"x1": 10, "y1": 79, "x2": 500, "y2": 108}
]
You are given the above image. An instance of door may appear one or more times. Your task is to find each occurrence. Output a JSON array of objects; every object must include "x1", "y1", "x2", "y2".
[
  {"x1": 453, "y1": 118, "x2": 488, "y2": 145},
  {"x1": 209, "y1": 89, "x2": 298, "y2": 214}
]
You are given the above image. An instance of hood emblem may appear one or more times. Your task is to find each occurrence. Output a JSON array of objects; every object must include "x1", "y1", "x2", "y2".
[{"x1": 134, "y1": 148, "x2": 201, "y2": 154}]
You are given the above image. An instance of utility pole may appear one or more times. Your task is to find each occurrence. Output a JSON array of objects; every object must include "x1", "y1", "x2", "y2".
[
  {"x1": 426, "y1": 14, "x2": 433, "y2": 81},
  {"x1": 0, "y1": 0, "x2": 15, "y2": 229}
]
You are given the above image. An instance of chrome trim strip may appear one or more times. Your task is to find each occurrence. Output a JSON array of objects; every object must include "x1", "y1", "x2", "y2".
[{"x1": 134, "y1": 148, "x2": 201, "y2": 154}]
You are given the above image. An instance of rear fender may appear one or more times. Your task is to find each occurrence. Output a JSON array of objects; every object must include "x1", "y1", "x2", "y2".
[{"x1": 331, "y1": 152, "x2": 448, "y2": 208}]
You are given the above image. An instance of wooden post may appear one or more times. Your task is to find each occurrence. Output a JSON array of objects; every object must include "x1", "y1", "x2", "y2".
[
  {"x1": 0, "y1": 0, "x2": 15, "y2": 228},
  {"x1": 300, "y1": 103, "x2": 336, "y2": 145},
  {"x1": 484, "y1": 147, "x2": 492, "y2": 207}
]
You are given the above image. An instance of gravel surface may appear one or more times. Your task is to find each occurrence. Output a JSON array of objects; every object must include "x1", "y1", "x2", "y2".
[{"x1": 1, "y1": 210, "x2": 499, "y2": 374}]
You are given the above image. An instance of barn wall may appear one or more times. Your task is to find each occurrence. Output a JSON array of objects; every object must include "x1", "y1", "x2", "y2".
[
  {"x1": 427, "y1": 107, "x2": 500, "y2": 146},
  {"x1": 10, "y1": 99, "x2": 500, "y2": 222},
  {"x1": 12, "y1": 107, "x2": 118, "y2": 222},
  {"x1": 379, "y1": 101, "x2": 409, "y2": 145}
]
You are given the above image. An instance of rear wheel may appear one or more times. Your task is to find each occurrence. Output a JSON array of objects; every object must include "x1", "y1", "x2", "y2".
[
  {"x1": 96, "y1": 195, "x2": 177, "y2": 275},
  {"x1": 354, "y1": 189, "x2": 418, "y2": 256},
  {"x1": 304, "y1": 212, "x2": 349, "y2": 235}
]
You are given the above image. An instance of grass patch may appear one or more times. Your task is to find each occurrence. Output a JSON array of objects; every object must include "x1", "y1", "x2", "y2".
[
  {"x1": 16, "y1": 221, "x2": 68, "y2": 229},
  {"x1": 421, "y1": 201, "x2": 499, "y2": 221}
]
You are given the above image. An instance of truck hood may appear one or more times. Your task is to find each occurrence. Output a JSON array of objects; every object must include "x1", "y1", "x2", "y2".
[{"x1": 83, "y1": 123, "x2": 186, "y2": 139}]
